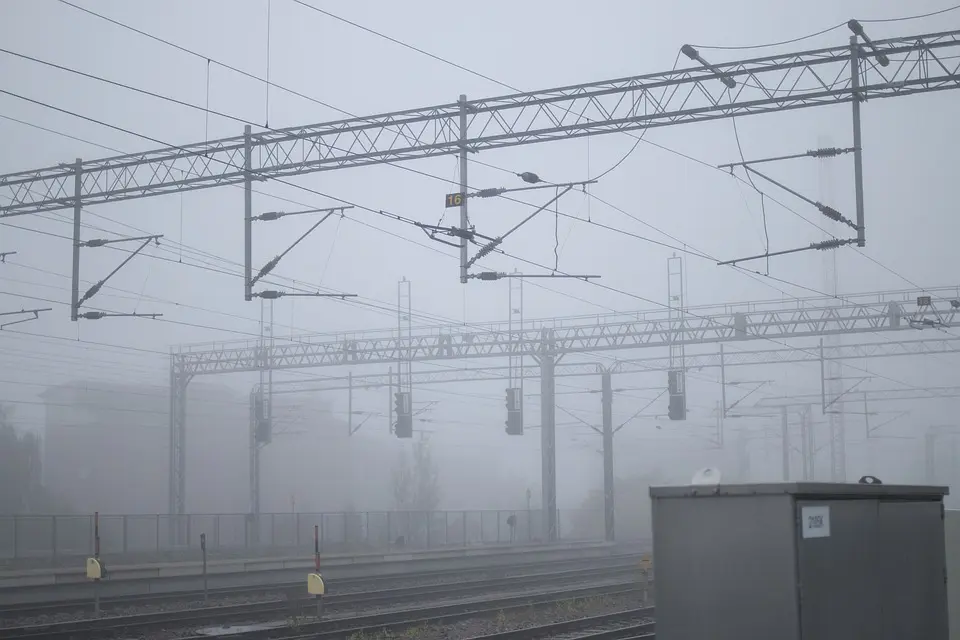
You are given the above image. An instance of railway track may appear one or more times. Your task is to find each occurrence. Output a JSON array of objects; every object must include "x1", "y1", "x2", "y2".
[
  {"x1": 0, "y1": 551, "x2": 646, "y2": 618},
  {"x1": 179, "y1": 583, "x2": 645, "y2": 640},
  {"x1": 466, "y1": 608, "x2": 656, "y2": 639},
  {"x1": 2, "y1": 563, "x2": 645, "y2": 640}
]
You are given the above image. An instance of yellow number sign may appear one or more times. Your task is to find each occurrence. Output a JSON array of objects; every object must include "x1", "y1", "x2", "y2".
[{"x1": 445, "y1": 192, "x2": 464, "y2": 208}]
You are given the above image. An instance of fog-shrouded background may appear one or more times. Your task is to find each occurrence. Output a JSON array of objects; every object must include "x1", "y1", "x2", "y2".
[{"x1": 1, "y1": 0, "x2": 959, "y2": 542}]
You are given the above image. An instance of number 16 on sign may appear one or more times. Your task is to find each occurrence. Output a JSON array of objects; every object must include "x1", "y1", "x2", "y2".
[{"x1": 445, "y1": 192, "x2": 464, "y2": 208}]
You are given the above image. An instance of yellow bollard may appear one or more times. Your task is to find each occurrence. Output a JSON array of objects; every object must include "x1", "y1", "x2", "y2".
[
  {"x1": 639, "y1": 553, "x2": 652, "y2": 606},
  {"x1": 307, "y1": 572, "x2": 325, "y2": 618}
]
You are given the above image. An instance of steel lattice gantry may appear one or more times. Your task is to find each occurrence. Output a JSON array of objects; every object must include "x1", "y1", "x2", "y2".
[
  {"x1": 257, "y1": 335, "x2": 960, "y2": 394},
  {"x1": 174, "y1": 296, "x2": 954, "y2": 375},
  {"x1": 4, "y1": 26, "x2": 955, "y2": 537},
  {"x1": 168, "y1": 290, "x2": 957, "y2": 537},
  {"x1": 0, "y1": 29, "x2": 958, "y2": 217}
]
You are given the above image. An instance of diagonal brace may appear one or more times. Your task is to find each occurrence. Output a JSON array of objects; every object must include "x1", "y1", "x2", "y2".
[
  {"x1": 744, "y1": 166, "x2": 858, "y2": 230},
  {"x1": 614, "y1": 388, "x2": 668, "y2": 433},
  {"x1": 250, "y1": 207, "x2": 345, "y2": 288},
  {"x1": 467, "y1": 185, "x2": 573, "y2": 269},
  {"x1": 718, "y1": 238, "x2": 856, "y2": 267},
  {"x1": 75, "y1": 235, "x2": 161, "y2": 313}
]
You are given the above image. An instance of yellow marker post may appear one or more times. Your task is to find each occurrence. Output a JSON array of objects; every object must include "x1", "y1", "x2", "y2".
[
  {"x1": 639, "y1": 553, "x2": 652, "y2": 606},
  {"x1": 87, "y1": 511, "x2": 105, "y2": 617},
  {"x1": 308, "y1": 524, "x2": 325, "y2": 618},
  {"x1": 85, "y1": 557, "x2": 103, "y2": 580},
  {"x1": 307, "y1": 572, "x2": 325, "y2": 595}
]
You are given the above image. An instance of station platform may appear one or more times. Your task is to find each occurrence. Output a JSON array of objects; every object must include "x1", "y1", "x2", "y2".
[{"x1": 0, "y1": 540, "x2": 626, "y2": 605}]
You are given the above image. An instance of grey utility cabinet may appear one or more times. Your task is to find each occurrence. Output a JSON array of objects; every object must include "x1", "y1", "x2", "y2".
[{"x1": 650, "y1": 482, "x2": 949, "y2": 640}]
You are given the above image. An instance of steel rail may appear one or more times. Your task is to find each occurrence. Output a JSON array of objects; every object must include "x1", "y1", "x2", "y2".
[
  {"x1": 2, "y1": 562, "x2": 644, "y2": 640},
  {"x1": 465, "y1": 607, "x2": 656, "y2": 639},
  {"x1": 0, "y1": 552, "x2": 641, "y2": 618}
]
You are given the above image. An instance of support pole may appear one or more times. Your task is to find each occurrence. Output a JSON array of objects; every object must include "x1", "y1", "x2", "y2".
[
  {"x1": 348, "y1": 371, "x2": 353, "y2": 436},
  {"x1": 719, "y1": 344, "x2": 726, "y2": 418},
  {"x1": 388, "y1": 366, "x2": 393, "y2": 434},
  {"x1": 458, "y1": 94, "x2": 469, "y2": 284},
  {"x1": 736, "y1": 432, "x2": 750, "y2": 481},
  {"x1": 244, "y1": 124, "x2": 254, "y2": 300},
  {"x1": 168, "y1": 361, "x2": 177, "y2": 542},
  {"x1": 925, "y1": 431, "x2": 937, "y2": 483},
  {"x1": 800, "y1": 407, "x2": 809, "y2": 480},
  {"x1": 819, "y1": 338, "x2": 827, "y2": 413},
  {"x1": 70, "y1": 158, "x2": 82, "y2": 321},
  {"x1": 249, "y1": 388, "x2": 260, "y2": 542},
  {"x1": 600, "y1": 370, "x2": 614, "y2": 542},
  {"x1": 850, "y1": 35, "x2": 866, "y2": 247},
  {"x1": 93, "y1": 511, "x2": 100, "y2": 616},
  {"x1": 780, "y1": 406, "x2": 790, "y2": 481},
  {"x1": 801, "y1": 406, "x2": 814, "y2": 481},
  {"x1": 168, "y1": 359, "x2": 189, "y2": 544},
  {"x1": 539, "y1": 329, "x2": 557, "y2": 541}
]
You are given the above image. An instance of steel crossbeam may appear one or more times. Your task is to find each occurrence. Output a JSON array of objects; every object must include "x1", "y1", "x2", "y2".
[
  {"x1": 259, "y1": 336, "x2": 960, "y2": 393},
  {"x1": 165, "y1": 284, "x2": 958, "y2": 529},
  {"x1": 755, "y1": 386, "x2": 960, "y2": 406},
  {"x1": 2, "y1": 30, "x2": 959, "y2": 216},
  {"x1": 172, "y1": 296, "x2": 955, "y2": 376}
]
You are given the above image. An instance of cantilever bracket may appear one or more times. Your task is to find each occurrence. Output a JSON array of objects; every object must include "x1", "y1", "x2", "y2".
[
  {"x1": 72, "y1": 234, "x2": 163, "y2": 321},
  {"x1": 245, "y1": 205, "x2": 352, "y2": 301},
  {"x1": 248, "y1": 206, "x2": 351, "y2": 294},
  {"x1": 417, "y1": 222, "x2": 493, "y2": 249},
  {"x1": 718, "y1": 238, "x2": 856, "y2": 267},
  {"x1": 468, "y1": 271, "x2": 600, "y2": 282},
  {"x1": 465, "y1": 181, "x2": 593, "y2": 271},
  {"x1": 0, "y1": 306, "x2": 51, "y2": 329}
]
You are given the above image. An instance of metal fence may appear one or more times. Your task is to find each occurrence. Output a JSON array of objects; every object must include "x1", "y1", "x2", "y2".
[{"x1": 0, "y1": 509, "x2": 603, "y2": 562}]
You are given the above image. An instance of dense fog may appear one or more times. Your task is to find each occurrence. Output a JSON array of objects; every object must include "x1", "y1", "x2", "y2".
[{"x1": 1, "y1": 0, "x2": 959, "y2": 557}]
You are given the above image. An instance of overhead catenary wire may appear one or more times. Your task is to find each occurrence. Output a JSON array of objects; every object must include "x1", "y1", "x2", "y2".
[
  {"x1": 2, "y1": 74, "x2": 950, "y2": 355},
  {"x1": 5, "y1": 239, "x2": 943, "y2": 409},
  {"x1": 1, "y1": 90, "x2": 636, "y2": 320},
  {"x1": 41, "y1": 2, "x2": 839, "y2": 249},
  {"x1": 284, "y1": 2, "x2": 958, "y2": 305},
  {"x1": 0, "y1": 92, "x2": 699, "y2": 327},
  {"x1": 10, "y1": 6, "x2": 886, "y2": 310},
  {"x1": 3, "y1": 8, "x2": 956, "y2": 384},
  {"x1": 51, "y1": 0, "x2": 954, "y2": 290},
  {"x1": 2, "y1": 93, "x2": 951, "y2": 387},
  {"x1": 281, "y1": 0, "x2": 902, "y2": 246},
  {"x1": 688, "y1": 4, "x2": 960, "y2": 50},
  {"x1": 493, "y1": 247, "x2": 950, "y2": 394}
]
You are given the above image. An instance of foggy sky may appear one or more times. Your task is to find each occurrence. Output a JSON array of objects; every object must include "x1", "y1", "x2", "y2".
[{"x1": 0, "y1": 0, "x2": 958, "y2": 513}]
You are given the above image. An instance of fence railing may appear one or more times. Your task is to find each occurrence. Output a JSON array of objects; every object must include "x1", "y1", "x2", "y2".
[{"x1": 0, "y1": 509, "x2": 604, "y2": 562}]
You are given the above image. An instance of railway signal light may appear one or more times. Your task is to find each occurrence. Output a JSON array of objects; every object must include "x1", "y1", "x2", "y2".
[
  {"x1": 668, "y1": 369, "x2": 686, "y2": 421},
  {"x1": 254, "y1": 393, "x2": 272, "y2": 443},
  {"x1": 505, "y1": 387, "x2": 523, "y2": 435},
  {"x1": 395, "y1": 391, "x2": 413, "y2": 438}
]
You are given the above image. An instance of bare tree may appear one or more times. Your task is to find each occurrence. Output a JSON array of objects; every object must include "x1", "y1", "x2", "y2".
[
  {"x1": 412, "y1": 438, "x2": 440, "y2": 512},
  {"x1": 391, "y1": 448, "x2": 414, "y2": 509},
  {"x1": 0, "y1": 404, "x2": 54, "y2": 514},
  {"x1": 390, "y1": 438, "x2": 440, "y2": 512}
]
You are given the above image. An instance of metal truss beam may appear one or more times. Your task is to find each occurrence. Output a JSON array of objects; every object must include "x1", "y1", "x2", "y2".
[
  {"x1": 2, "y1": 30, "x2": 959, "y2": 216},
  {"x1": 755, "y1": 386, "x2": 960, "y2": 406},
  {"x1": 263, "y1": 336, "x2": 960, "y2": 393},
  {"x1": 172, "y1": 293, "x2": 957, "y2": 376}
]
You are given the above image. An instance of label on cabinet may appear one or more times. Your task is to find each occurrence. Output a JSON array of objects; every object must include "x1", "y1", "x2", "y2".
[{"x1": 801, "y1": 505, "x2": 831, "y2": 539}]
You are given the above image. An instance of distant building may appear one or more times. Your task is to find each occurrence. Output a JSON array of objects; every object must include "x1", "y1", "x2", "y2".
[
  {"x1": 41, "y1": 381, "x2": 248, "y2": 515},
  {"x1": 41, "y1": 381, "x2": 167, "y2": 514}
]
